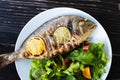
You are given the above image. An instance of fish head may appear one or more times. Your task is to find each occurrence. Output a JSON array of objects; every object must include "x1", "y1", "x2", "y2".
[{"x1": 79, "y1": 19, "x2": 96, "y2": 34}]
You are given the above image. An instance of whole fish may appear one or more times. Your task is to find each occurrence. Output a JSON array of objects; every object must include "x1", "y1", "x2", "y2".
[{"x1": 0, "y1": 16, "x2": 96, "y2": 68}]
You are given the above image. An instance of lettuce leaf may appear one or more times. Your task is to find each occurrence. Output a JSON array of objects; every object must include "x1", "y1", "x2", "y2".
[
  {"x1": 64, "y1": 75, "x2": 76, "y2": 80},
  {"x1": 63, "y1": 62, "x2": 80, "y2": 75},
  {"x1": 89, "y1": 43, "x2": 109, "y2": 80},
  {"x1": 67, "y1": 49, "x2": 95, "y2": 65},
  {"x1": 30, "y1": 42, "x2": 109, "y2": 80},
  {"x1": 89, "y1": 43, "x2": 109, "y2": 65}
]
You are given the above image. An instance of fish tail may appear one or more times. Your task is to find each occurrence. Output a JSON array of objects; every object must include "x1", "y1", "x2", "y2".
[
  {"x1": 0, "y1": 54, "x2": 11, "y2": 68},
  {"x1": 0, "y1": 51, "x2": 21, "y2": 68}
]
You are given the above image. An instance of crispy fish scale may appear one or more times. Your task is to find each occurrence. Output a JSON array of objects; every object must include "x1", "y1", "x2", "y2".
[{"x1": 0, "y1": 16, "x2": 96, "y2": 68}]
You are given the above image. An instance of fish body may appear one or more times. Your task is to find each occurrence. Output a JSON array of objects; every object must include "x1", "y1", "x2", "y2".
[{"x1": 0, "y1": 16, "x2": 96, "y2": 67}]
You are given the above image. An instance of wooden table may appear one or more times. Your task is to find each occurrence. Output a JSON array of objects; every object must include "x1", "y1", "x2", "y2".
[{"x1": 0, "y1": 0, "x2": 120, "y2": 80}]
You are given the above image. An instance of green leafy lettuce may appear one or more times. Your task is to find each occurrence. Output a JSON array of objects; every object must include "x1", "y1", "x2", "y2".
[{"x1": 30, "y1": 42, "x2": 109, "y2": 80}]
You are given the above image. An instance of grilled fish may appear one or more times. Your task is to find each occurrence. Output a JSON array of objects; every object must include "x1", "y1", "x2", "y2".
[{"x1": 0, "y1": 16, "x2": 96, "y2": 68}]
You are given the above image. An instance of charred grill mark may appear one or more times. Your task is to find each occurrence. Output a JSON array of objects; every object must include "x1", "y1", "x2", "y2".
[
  {"x1": 73, "y1": 41, "x2": 78, "y2": 47},
  {"x1": 72, "y1": 20, "x2": 78, "y2": 34},
  {"x1": 76, "y1": 28, "x2": 81, "y2": 35},
  {"x1": 64, "y1": 44, "x2": 69, "y2": 52},
  {"x1": 60, "y1": 45, "x2": 65, "y2": 53},
  {"x1": 34, "y1": 37, "x2": 40, "y2": 40},
  {"x1": 52, "y1": 42, "x2": 57, "y2": 49},
  {"x1": 23, "y1": 52, "x2": 29, "y2": 58},
  {"x1": 45, "y1": 33, "x2": 51, "y2": 54},
  {"x1": 70, "y1": 38, "x2": 76, "y2": 48},
  {"x1": 23, "y1": 50, "x2": 33, "y2": 58},
  {"x1": 72, "y1": 36, "x2": 79, "y2": 47},
  {"x1": 78, "y1": 21, "x2": 85, "y2": 35},
  {"x1": 42, "y1": 31, "x2": 50, "y2": 57},
  {"x1": 78, "y1": 26, "x2": 84, "y2": 35},
  {"x1": 33, "y1": 55, "x2": 40, "y2": 57},
  {"x1": 39, "y1": 50, "x2": 44, "y2": 55},
  {"x1": 52, "y1": 50, "x2": 57, "y2": 56},
  {"x1": 45, "y1": 28, "x2": 58, "y2": 57},
  {"x1": 58, "y1": 45, "x2": 64, "y2": 53},
  {"x1": 47, "y1": 28, "x2": 53, "y2": 35},
  {"x1": 68, "y1": 20, "x2": 73, "y2": 33},
  {"x1": 66, "y1": 43, "x2": 73, "y2": 50},
  {"x1": 42, "y1": 32, "x2": 47, "y2": 38},
  {"x1": 42, "y1": 52, "x2": 48, "y2": 58}
]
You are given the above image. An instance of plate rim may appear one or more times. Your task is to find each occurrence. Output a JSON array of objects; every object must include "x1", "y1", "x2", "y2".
[{"x1": 15, "y1": 7, "x2": 112, "y2": 80}]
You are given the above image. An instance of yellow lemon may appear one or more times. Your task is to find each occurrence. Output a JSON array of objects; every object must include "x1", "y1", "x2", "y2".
[
  {"x1": 26, "y1": 36, "x2": 46, "y2": 55},
  {"x1": 53, "y1": 27, "x2": 71, "y2": 44}
]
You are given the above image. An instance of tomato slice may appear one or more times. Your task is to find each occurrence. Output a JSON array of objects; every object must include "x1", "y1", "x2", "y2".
[
  {"x1": 82, "y1": 66, "x2": 92, "y2": 79},
  {"x1": 83, "y1": 45, "x2": 89, "y2": 51},
  {"x1": 64, "y1": 58, "x2": 69, "y2": 64}
]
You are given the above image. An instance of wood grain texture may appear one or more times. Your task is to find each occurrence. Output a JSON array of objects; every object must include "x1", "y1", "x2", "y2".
[{"x1": 0, "y1": 0, "x2": 120, "y2": 80}]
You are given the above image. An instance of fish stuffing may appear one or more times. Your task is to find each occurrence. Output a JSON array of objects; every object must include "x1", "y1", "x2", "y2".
[{"x1": 0, "y1": 16, "x2": 96, "y2": 68}]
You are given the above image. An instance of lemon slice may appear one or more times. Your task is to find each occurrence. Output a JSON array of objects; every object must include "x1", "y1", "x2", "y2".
[
  {"x1": 26, "y1": 37, "x2": 46, "y2": 55},
  {"x1": 53, "y1": 27, "x2": 71, "y2": 44}
]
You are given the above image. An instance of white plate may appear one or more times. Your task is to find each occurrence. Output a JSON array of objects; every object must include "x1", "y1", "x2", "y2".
[{"x1": 15, "y1": 7, "x2": 112, "y2": 80}]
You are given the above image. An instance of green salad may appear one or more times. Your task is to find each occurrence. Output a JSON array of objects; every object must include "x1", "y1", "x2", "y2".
[{"x1": 30, "y1": 42, "x2": 109, "y2": 80}]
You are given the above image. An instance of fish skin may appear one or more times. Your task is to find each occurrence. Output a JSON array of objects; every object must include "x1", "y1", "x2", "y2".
[{"x1": 0, "y1": 16, "x2": 96, "y2": 68}]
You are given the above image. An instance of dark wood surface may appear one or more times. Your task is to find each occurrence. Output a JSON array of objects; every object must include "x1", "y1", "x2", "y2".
[{"x1": 0, "y1": 0, "x2": 120, "y2": 80}]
